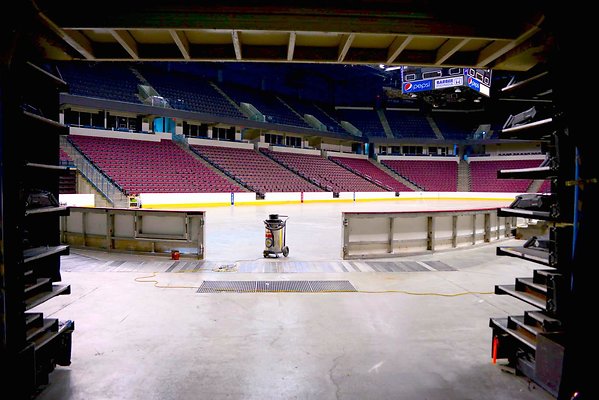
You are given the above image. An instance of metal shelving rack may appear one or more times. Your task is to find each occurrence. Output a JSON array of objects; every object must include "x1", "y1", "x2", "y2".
[
  {"x1": 1, "y1": 59, "x2": 75, "y2": 397},
  {"x1": 490, "y1": 110, "x2": 575, "y2": 397}
]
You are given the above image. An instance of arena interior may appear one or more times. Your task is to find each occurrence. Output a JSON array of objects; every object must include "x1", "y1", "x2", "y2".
[{"x1": 1, "y1": 2, "x2": 594, "y2": 400}]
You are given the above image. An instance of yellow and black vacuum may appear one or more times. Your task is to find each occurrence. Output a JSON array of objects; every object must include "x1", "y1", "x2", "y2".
[{"x1": 263, "y1": 214, "x2": 289, "y2": 258}]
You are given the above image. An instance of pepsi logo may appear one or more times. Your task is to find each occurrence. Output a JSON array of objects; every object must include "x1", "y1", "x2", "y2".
[
  {"x1": 403, "y1": 82, "x2": 412, "y2": 91},
  {"x1": 468, "y1": 77, "x2": 473, "y2": 85}
]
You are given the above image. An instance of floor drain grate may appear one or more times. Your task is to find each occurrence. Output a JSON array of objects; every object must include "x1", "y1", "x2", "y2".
[{"x1": 197, "y1": 280, "x2": 356, "y2": 293}]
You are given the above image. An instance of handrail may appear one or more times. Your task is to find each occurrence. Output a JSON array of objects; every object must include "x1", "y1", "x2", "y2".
[{"x1": 60, "y1": 136, "x2": 127, "y2": 206}]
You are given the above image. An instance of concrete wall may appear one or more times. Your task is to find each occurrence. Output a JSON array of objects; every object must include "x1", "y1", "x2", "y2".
[
  {"x1": 468, "y1": 154, "x2": 546, "y2": 163},
  {"x1": 326, "y1": 151, "x2": 367, "y2": 159},
  {"x1": 378, "y1": 155, "x2": 460, "y2": 163},
  {"x1": 270, "y1": 146, "x2": 321, "y2": 156},
  {"x1": 70, "y1": 126, "x2": 170, "y2": 142},
  {"x1": 188, "y1": 137, "x2": 254, "y2": 150},
  {"x1": 59, "y1": 194, "x2": 95, "y2": 207}
]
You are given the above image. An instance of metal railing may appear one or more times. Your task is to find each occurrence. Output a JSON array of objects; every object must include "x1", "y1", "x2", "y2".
[{"x1": 60, "y1": 136, "x2": 128, "y2": 207}]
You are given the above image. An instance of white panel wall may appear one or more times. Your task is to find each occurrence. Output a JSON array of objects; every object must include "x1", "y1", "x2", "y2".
[
  {"x1": 59, "y1": 194, "x2": 95, "y2": 207},
  {"x1": 338, "y1": 192, "x2": 355, "y2": 200},
  {"x1": 354, "y1": 192, "x2": 397, "y2": 200},
  {"x1": 140, "y1": 193, "x2": 232, "y2": 208},
  {"x1": 85, "y1": 212, "x2": 107, "y2": 235},
  {"x1": 70, "y1": 126, "x2": 162, "y2": 142},
  {"x1": 435, "y1": 216, "x2": 454, "y2": 240},
  {"x1": 128, "y1": 191, "x2": 518, "y2": 208},
  {"x1": 188, "y1": 137, "x2": 254, "y2": 150},
  {"x1": 303, "y1": 192, "x2": 335, "y2": 201},
  {"x1": 468, "y1": 154, "x2": 546, "y2": 162},
  {"x1": 378, "y1": 155, "x2": 459, "y2": 163},
  {"x1": 393, "y1": 216, "x2": 428, "y2": 240},
  {"x1": 349, "y1": 217, "x2": 389, "y2": 243},
  {"x1": 263, "y1": 192, "x2": 303, "y2": 202},
  {"x1": 271, "y1": 146, "x2": 321, "y2": 156},
  {"x1": 326, "y1": 151, "x2": 367, "y2": 159},
  {"x1": 320, "y1": 142, "x2": 352, "y2": 153},
  {"x1": 232, "y1": 193, "x2": 258, "y2": 204}
]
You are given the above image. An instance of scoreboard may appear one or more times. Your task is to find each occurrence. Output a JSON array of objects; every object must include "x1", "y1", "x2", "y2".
[{"x1": 401, "y1": 67, "x2": 491, "y2": 97}]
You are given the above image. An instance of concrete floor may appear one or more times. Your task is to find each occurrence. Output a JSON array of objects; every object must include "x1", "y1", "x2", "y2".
[{"x1": 33, "y1": 200, "x2": 554, "y2": 399}]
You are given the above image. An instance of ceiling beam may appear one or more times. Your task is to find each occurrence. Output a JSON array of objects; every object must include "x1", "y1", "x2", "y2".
[
  {"x1": 386, "y1": 35, "x2": 412, "y2": 64},
  {"x1": 501, "y1": 71, "x2": 549, "y2": 92},
  {"x1": 169, "y1": 29, "x2": 190, "y2": 60},
  {"x1": 435, "y1": 38, "x2": 470, "y2": 65},
  {"x1": 37, "y1": 12, "x2": 95, "y2": 59},
  {"x1": 42, "y1": 3, "x2": 536, "y2": 40},
  {"x1": 338, "y1": 33, "x2": 355, "y2": 62},
  {"x1": 476, "y1": 15, "x2": 544, "y2": 67},
  {"x1": 490, "y1": 30, "x2": 549, "y2": 71},
  {"x1": 110, "y1": 29, "x2": 139, "y2": 59},
  {"x1": 232, "y1": 30, "x2": 242, "y2": 60},
  {"x1": 287, "y1": 32, "x2": 296, "y2": 61}
]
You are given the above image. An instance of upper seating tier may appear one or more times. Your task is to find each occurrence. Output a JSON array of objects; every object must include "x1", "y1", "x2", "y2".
[{"x1": 58, "y1": 63, "x2": 142, "y2": 104}]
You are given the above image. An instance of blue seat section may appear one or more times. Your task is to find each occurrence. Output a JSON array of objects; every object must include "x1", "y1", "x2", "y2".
[
  {"x1": 336, "y1": 109, "x2": 386, "y2": 137},
  {"x1": 432, "y1": 112, "x2": 480, "y2": 139},
  {"x1": 57, "y1": 62, "x2": 142, "y2": 104},
  {"x1": 138, "y1": 66, "x2": 246, "y2": 119},
  {"x1": 281, "y1": 96, "x2": 347, "y2": 133},
  {"x1": 218, "y1": 83, "x2": 312, "y2": 128},
  {"x1": 385, "y1": 110, "x2": 436, "y2": 139}
]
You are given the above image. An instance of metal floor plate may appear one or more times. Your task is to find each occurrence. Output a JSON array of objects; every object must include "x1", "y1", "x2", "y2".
[
  {"x1": 197, "y1": 280, "x2": 357, "y2": 293},
  {"x1": 62, "y1": 253, "x2": 456, "y2": 274}
]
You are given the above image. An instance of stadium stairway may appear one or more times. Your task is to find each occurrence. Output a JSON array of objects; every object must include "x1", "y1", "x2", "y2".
[
  {"x1": 76, "y1": 174, "x2": 113, "y2": 207},
  {"x1": 129, "y1": 66, "x2": 151, "y2": 88},
  {"x1": 328, "y1": 157, "x2": 396, "y2": 191},
  {"x1": 372, "y1": 159, "x2": 423, "y2": 191},
  {"x1": 259, "y1": 149, "x2": 331, "y2": 192},
  {"x1": 425, "y1": 115, "x2": 445, "y2": 139},
  {"x1": 60, "y1": 136, "x2": 129, "y2": 207},
  {"x1": 276, "y1": 96, "x2": 311, "y2": 126},
  {"x1": 314, "y1": 104, "x2": 348, "y2": 133},
  {"x1": 209, "y1": 81, "x2": 246, "y2": 115},
  {"x1": 376, "y1": 109, "x2": 395, "y2": 139},
  {"x1": 172, "y1": 140, "x2": 256, "y2": 194},
  {"x1": 457, "y1": 158, "x2": 471, "y2": 191}
]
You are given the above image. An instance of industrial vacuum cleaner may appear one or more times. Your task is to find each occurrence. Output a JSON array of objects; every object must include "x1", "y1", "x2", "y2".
[{"x1": 263, "y1": 214, "x2": 289, "y2": 258}]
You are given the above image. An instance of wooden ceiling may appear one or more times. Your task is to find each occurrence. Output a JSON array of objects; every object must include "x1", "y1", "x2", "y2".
[{"x1": 32, "y1": 1, "x2": 550, "y2": 71}]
